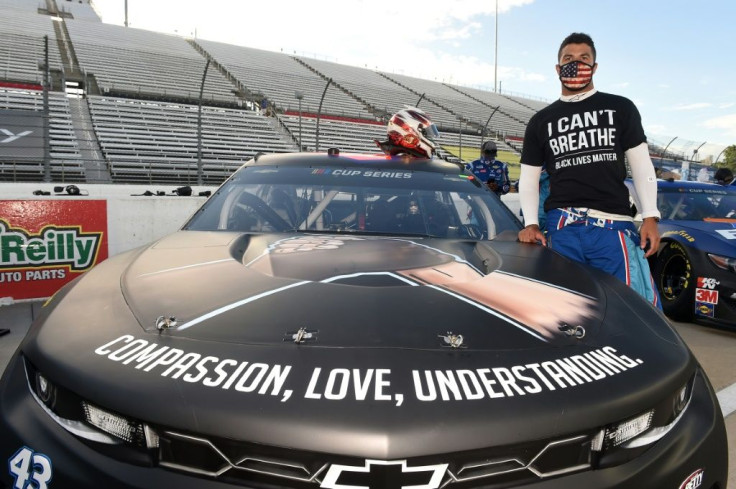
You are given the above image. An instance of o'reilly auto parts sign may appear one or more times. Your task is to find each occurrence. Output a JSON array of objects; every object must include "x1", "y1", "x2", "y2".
[{"x1": 0, "y1": 200, "x2": 108, "y2": 300}]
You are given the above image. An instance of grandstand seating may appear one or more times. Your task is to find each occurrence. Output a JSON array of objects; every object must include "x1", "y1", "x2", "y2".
[
  {"x1": 1, "y1": 0, "x2": 560, "y2": 185},
  {"x1": 195, "y1": 40, "x2": 371, "y2": 119},
  {"x1": 53, "y1": 0, "x2": 101, "y2": 21},
  {"x1": 87, "y1": 95, "x2": 295, "y2": 183},
  {"x1": 452, "y1": 84, "x2": 537, "y2": 132},
  {"x1": 281, "y1": 114, "x2": 385, "y2": 154},
  {"x1": 65, "y1": 19, "x2": 238, "y2": 104},
  {"x1": 295, "y1": 56, "x2": 462, "y2": 130},
  {"x1": 384, "y1": 72, "x2": 529, "y2": 137},
  {"x1": 0, "y1": 5, "x2": 64, "y2": 85},
  {"x1": 0, "y1": 87, "x2": 84, "y2": 181}
]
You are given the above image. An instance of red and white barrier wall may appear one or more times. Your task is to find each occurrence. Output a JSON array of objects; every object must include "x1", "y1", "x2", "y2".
[{"x1": 0, "y1": 183, "x2": 216, "y2": 301}]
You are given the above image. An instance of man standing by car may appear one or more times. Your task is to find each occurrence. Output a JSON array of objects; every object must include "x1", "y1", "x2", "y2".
[
  {"x1": 517, "y1": 32, "x2": 661, "y2": 307},
  {"x1": 466, "y1": 141, "x2": 510, "y2": 196}
]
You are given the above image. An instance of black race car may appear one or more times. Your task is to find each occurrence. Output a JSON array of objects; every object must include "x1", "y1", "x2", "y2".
[
  {"x1": 0, "y1": 152, "x2": 727, "y2": 489},
  {"x1": 652, "y1": 179, "x2": 736, "y2": 327}
]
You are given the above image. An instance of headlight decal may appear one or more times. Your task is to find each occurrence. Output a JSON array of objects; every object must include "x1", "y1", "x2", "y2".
[
  {"x1": 592, "y1": 374, "x2": 696, "y2": 452},
  {"x1": 23, "y1": 359, "x2": 121, "y2": 444},
  {"x1": 706, "y1": 254, "x2": 736, "y2": 272},
  {"x1": 621, "y1": 376, "x2": 694, "y2": 449}
]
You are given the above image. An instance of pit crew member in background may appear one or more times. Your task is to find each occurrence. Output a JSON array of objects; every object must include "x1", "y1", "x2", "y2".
[
  {"x1": 466, "y1": 140, "x2": 511, "y2": 196},
  {"x1": 375, "y1": 107, "x2": 439, "y2": 158},
  {"x1": 517, "y1": 32, "x2": 661, "y2": 308},
  {"x1": 714, "y1": 167, "x2": 734, "y2": 186}
]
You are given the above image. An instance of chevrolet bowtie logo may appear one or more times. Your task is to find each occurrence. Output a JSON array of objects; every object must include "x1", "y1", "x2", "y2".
[{"x1": 321, "y1": 459, "x2": 448, "y2": 489}]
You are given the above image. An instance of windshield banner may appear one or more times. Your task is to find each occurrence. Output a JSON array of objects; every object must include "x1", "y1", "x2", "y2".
[{"x1": 0, "y1": 200, "x2": 108, "y2": 301}]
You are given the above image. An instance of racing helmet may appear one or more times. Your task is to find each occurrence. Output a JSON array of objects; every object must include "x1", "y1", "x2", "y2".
[{"x1": 384, "y1": 107, "x2": 440, "y2": 158}]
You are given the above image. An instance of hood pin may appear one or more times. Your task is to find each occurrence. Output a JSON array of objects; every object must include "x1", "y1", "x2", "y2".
[
  {"x1": 285, "y1": 327, "x2": 318, "y2": 344},
  {"x1": 156, "y1": 316, "x2": 178, "y2": 331},
  {"x1": 559, "y1": 323, "x2": 586, "y2": 339},
  {"x1": 439, "y1": 332, "x2": 466, "y2": 348}
]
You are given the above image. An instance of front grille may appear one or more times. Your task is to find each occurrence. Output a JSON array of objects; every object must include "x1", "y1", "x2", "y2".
[
  {"x1": 444, "y1": 435, "x2": 593, "y2": 487},
  {"x1": 159, "y1": 431, "x2": 328, "y2": 485},
  {"x1": 156, "y1": 429, "x2": 596, "y2": 488}
]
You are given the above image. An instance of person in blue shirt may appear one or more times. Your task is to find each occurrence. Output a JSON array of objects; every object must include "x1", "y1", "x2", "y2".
[{"x1": 466, "y1": 141, "x2": 510, "y2": 196}]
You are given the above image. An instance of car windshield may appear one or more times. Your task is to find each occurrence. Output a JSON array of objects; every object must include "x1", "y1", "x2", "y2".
[
  {"x1": 185, "y1": 164, "x2": 521, "y2": 240},
  {"x1": 658, "y1": 186, "x2": 736, "y2": 220}
]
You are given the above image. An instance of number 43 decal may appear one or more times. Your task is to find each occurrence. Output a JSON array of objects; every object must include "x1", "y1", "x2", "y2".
[{"x1": 8, "y1": 446, "x2": 53, "y2": 489}]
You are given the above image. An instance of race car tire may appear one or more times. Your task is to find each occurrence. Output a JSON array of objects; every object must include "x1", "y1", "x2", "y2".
[{"x1": 654, "y1": 241, "x2": 695, "y2": 321}]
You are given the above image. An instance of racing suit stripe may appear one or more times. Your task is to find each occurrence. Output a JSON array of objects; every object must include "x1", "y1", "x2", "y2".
[{"x1": 617, "y1": 230, "x2": 631, "y2": 286}]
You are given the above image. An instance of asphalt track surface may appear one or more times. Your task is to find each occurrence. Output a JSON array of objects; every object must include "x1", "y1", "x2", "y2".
[{"x1": 0, "y1": 301, "x2": 734, "y2": 487}]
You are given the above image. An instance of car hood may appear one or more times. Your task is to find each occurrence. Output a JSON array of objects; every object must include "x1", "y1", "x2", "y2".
[
  {"x1": 23, "y1": 231, "x2": 692, "y2": 458},
  {"x1": 123, "y1": 231, "x2": 609, "y2": 347}
]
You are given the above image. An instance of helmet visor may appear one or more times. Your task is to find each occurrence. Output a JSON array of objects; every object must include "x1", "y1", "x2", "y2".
[{"x1": 421, "y1": 123, "x2": 440, "y2": 143}]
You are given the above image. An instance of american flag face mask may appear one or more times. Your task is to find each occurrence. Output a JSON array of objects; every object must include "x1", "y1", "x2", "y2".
[{"x1": 559, "y1": 60, "x2": 594, "y2": 91}]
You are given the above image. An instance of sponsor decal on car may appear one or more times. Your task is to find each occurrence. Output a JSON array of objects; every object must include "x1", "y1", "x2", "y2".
[
  {"x1": 94, "y1": 336, "x2": 644, "y2": 405},
  {"x1": 311, "y1": 168, "x2": 412, "y2": 179},
  {"x1": 321, "y1": 459, "x2": 447, "y2": 489},
  {"x1": 695, "y1": 289, "x2": 719, "y2": 305},
  {"x1": 695, "y1": 277, "x2": 720, "y2": 305},
  {"x1": 715, "y1": 229, "x2": 736, "y2": 240},
  {"x1": 697, "y1": 277, "x2": 720, "y2": 290},
  {"x1": 679, "y1": 468, "x2": 704, "y2": 489},
  {"x1": 662, "y1": 230, "x2": 695, "y2": 242},
  {"x1": 8, "y1": 446, "x2": 53, "y2": 489},
  {"x1": 695, "y1": 303, "x2": 715, "y2": 318}
]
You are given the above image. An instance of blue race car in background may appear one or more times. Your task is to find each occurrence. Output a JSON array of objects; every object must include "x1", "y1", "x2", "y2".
[{"x1": 652, "y1": 180, "x2": 736, "y2": 327}]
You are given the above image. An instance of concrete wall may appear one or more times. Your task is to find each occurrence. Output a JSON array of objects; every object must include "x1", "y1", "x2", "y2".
[{"x1": 1, "y1": 182, "x2": 219, "y2": 256}]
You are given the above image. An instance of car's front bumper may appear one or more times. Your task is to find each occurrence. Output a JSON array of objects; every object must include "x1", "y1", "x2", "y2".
[{"x1": 0, "y1": 352, "x2": 727, "y2": 489}]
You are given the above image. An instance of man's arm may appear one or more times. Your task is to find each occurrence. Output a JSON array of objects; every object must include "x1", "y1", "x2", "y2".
[
  {"x1": 501, "y1": 163, "x2": 511, "y2": 194},
  {"x1": 626, "y1": 142, "x2": 661, "y2": 257},
  {"x1": 517, "y1": 164, "x2": 546, "y2": 245}
]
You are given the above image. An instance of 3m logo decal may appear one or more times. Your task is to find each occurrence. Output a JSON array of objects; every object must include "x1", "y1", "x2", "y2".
[
  {"x1": 679, "y1": 468, "x2": 704, "y2": 489},
  {"x1": 695, "y1": 288, "x2": 719, "y2": 304},
  {"x1": 321, "y1": 459, "x2": 447, "y2": 489}
]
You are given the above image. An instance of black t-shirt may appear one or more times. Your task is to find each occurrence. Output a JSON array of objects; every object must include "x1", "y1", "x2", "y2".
[{"x1": 521, "y1": 91, "x2": 646, "y2": 215}]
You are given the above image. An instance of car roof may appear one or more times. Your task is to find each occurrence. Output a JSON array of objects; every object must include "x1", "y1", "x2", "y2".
[
  {"x1": 657, "y1": 179, "x2": 736, "y2": 193},
  {"x1": 246, "y1": 151, "x2": 465, "y2": 175}
]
